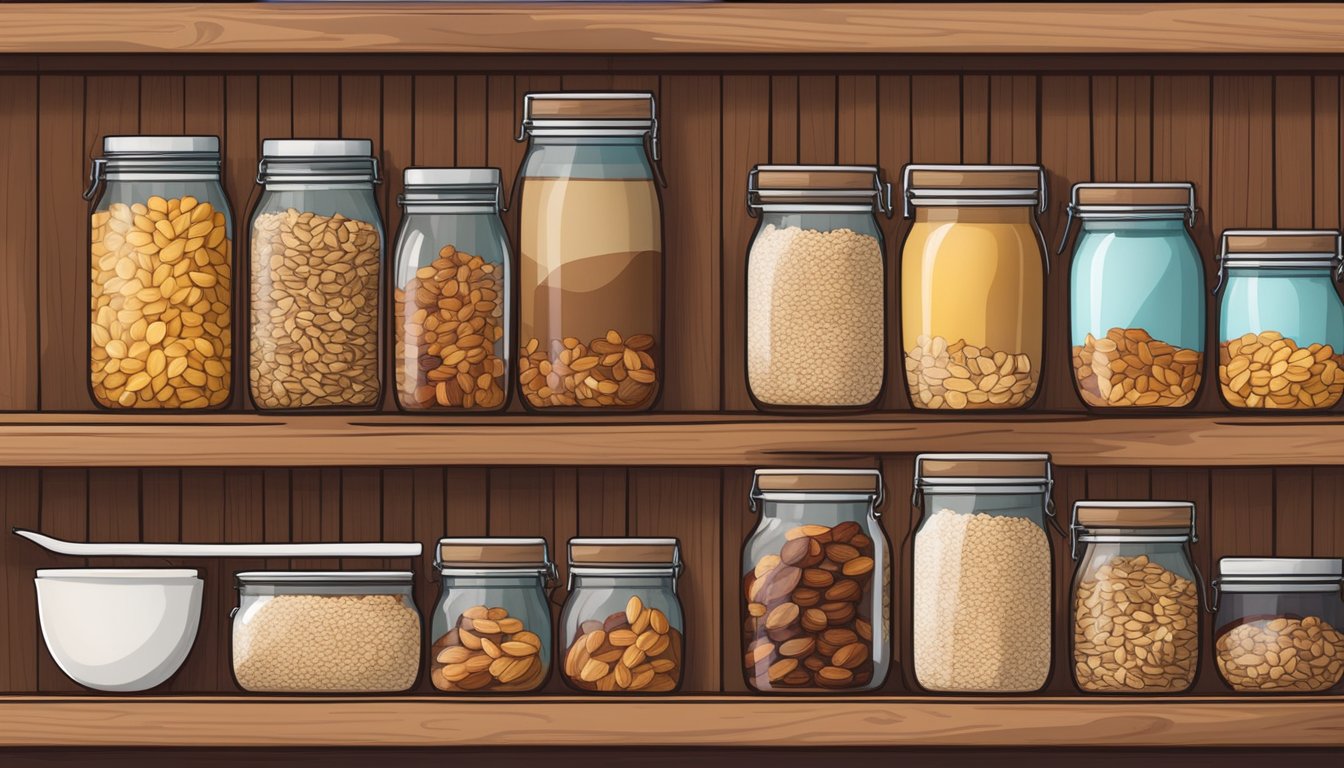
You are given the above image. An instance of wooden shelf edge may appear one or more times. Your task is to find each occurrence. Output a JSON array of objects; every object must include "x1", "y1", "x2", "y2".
[
  {"x1": 2, "y1": 3, "x2": 1344, "y2": 55},
  {"x1": 0, "y1": 695, "x2": 1339, "y2": 747}
]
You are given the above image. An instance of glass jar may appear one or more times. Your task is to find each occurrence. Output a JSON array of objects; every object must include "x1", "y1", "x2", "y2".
[
  {"x1": 393, "y1": 168, "x2": 511, "y2": 411},
  {"x1": 1212, "y1": 557, "x2": 1344, "y2": 693},
  {"x1": 248, "y1": 139, "x2": 384, "y2": 411},
  {"x1": 900, "y1": 165, "x2": 1048, "y2": 410},
  {"x1": 232, "y1": 571, "x2": 420, "y2": 692},
  {"x1": 429, "y1": 538, "x2": 555, "y2": 693},
  {"x1": 85, "y1": 136, "x2": 234, "y2": 410},
  {"x1": 1215, "y1": 230, "x2": 1344, "y2": 410},
  {"x1": 742, "y1": 469, "x2": 890, "y2": 692},
  {"x1": 1069, "y1": 501, "x2": 1201, "y2": 694},
  {"x1": 516, "y1": 92, "x2": 664, "y2": 412},
  {"x1": 559, "y1": 537, "x2": 684, "y2": 693},
  {"x1": 1063, "y1": 183, "x2": 1205, "y2": 409},
  {"x1": 744, "y1": 166, "x2": 892, "y2": 410},
  {"x1": 911, "y1": 453, "x2": 1055, "y2": 692}
]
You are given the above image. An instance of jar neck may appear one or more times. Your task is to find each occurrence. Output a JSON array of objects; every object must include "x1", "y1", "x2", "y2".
[
  {"x1": 571, "y1": 573, "x2": 674, "y2": 590},
  {"x1": 1080, "y1": 216, "x2": 1188, "y2": 232},
  {"x1": 758, "y1": 499, "x2": 872, "y2": 523},
  {"x1": 914, "y1": 205, "x2": 1036, "y2": 224},
  {"x1": 440, "y1": 573, "x2": 546, "y2": 589}
]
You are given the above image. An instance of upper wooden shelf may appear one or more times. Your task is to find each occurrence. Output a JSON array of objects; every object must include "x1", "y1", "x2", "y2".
[
  {"x1": 1, "y1": 3, "x2": 1341, "y2": 55},
  {"x1": 0, "y1": 695, "x2": 1338, "y2": 748}
]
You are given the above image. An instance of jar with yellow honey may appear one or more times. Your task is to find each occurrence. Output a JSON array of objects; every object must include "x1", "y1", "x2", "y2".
[{"x1": 899, "y1": 165, "x2": 1048, "y2": 410}]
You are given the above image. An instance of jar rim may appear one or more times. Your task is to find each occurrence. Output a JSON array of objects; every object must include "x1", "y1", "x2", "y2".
[
  {"x1": 236, "y1": 570, "x2": 412, "y2": 586},
  {"x1": 902, "y1": 163, "x2": 1046, "y2": 217}
]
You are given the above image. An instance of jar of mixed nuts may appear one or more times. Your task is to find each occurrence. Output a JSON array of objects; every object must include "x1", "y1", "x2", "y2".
[
  {"x1": 1212, "y1": 557, "x2": 1344, "y2": 693},
  {"x1": 86, "y1": 136, "x2": 234, "y2": 410},
  {"x1": 393, "y1": 169, "x2": 511, "y2": 411},
  {"x1": 248, "y1": 139, "x2": 384, "y2": 411},
  {"x1": 559, "y1": 537, "x2": 684, "y2": 693},
  {"x1": 743, "y1": 469, "x2": 890, "y2": 692},
  {"x1": 1070, "y1": 501, "x2": 1201, "y2": 694},
  {"x1": 429, "y1": 538, "x2": 555, "y2": 693}
]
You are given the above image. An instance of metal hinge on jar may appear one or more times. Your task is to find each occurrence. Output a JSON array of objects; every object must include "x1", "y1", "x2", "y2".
[
  {"x1": 1214, "y1": 229, "x2": 1344, "y2": 293},
  {"x1": 1056, "y1": 181, "x2": 1198, "y2": 254}
]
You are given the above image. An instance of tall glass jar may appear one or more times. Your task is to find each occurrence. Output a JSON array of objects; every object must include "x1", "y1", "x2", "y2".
[
  {"x1": 86, "y1": 136, "x2": 234, "y2": 410},
  {"x1": 900, "y1": 165, "x2": 1048, "y2": 410},
  {"x1": 745, "y1": 166, "x2": 892, "y2": 410},
  {"x1": 516, "y1": 93, "x2": 664, "y2": 412},
  {"x1": 248, "y1": 139, "x2": 383, "y2": 411},
  {"x1": 1070, "y1": 501, "x2": 1201, "y2": 694},
  {"x1": 1063, "y1": 183, "x2": 1205, "y2": 409},
  {"x1": 1212, "y1": 557, "x2": 1344, "y2": 693},
  {"x1": 393, "y1": 169, "x2": 511, "y2": 411},
  {"x1": 742, "y1": 469, "x2": 890, "y2": 692},
  {"x1": 429, "y1": 538, "x2": 555, "y2": 693},
  {"x1": 559, "y1": 537, "x2": 684, "y2": 693},
  {"x1": 911, "y1": 453, "x2": 1055, "y2": 692},
  {"x1": 1215, "y1": 230, "x2": 1344, "y2": 410}
]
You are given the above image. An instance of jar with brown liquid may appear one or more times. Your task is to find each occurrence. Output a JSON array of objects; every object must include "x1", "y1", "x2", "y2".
[{"x1": 515, "y1": 93, "x2": 664, "y2": 412}]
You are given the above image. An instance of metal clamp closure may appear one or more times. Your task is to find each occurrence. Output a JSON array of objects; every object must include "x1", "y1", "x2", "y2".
[
  {"x1": 1056, "y1": 183, "x2": 1198, "y2": 255},
  {"x1": 749, "y1": 469, "x2": 885, "y2": 517},
  {"x1": 747, "y1": 166, "x2": 893, "y2": 219},
  {"x1": 83, "y1": 158, "x2": 108, "y2": 202},
  {"x1": 902, "y1": 164, "x2": 1047, "y2": 219},
  {"x1": 256, "y1": 156, "x2": 381, "y2": 186},
  {"x1": 1068, "y1": 502, "x2": 1198, "y2": 561},
  {"x1": 1215, "y1": 230, "x2": 1344, "y2": 293}
]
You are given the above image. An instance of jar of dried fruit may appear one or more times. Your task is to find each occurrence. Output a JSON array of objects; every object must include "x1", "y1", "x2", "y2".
[
  {"x1": 1211, "y1": 557, "x2": 1344, "y2": 693},
  {"x1": 559, "y1": 537, "x2": 684, "y2": 693},
  {"x1": 744, "y1": 166, "x2": 892, "y2": 410},
  {"x1": 86, "y1": 136, "x2": 234, "y2": 410},
  {"x1": 911, "y1": 453, "x2": 1055, "y2": 692},
  {"x1": 248, "y1": 139, "x2": 384, "y2": 411},
  {"x1": 1215, "y1": 230, "x2": 1344, "y2": 411},
  {"x1": 742, "y1": 469, "x2": 890, "y2": 692},
  {"x1": 430, "y1": 537, "x2": 555, "y2": 693},
  {"x1": 1062, "y1": 183, "x2": 1205, "y2": 410},
  {"x1": 393, "y1": 169, "x2": 511, "y2": 411},
  {"x1": 516, "y1": 93, "x2": 664, "y2": 412},
  {"x1": 1069, "y1": 501, "x2": 1201, "y2": 694},
  {"x1": 900, "y1": 165, "x2": 1048, "y2": 410}
]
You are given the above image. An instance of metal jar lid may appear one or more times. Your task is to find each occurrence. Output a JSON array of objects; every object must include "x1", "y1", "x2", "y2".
[
  {"x1": 913, "y1": 453, "x2": 1054, "y2": 510},
  {"x1": 1070, "y1": 500, "x2": 1197, "y2": 560},
  {"x1": 399, "y1": 167, "x2": 504, "y2": 212},
  {"x1": 1057, "y1": 182, "x2": 1198, "y2": 253},
  {"x1": 256, "y1": 138, "x2": 380, "y2": 185},
  {"x1": 1215, "y1": 557, "x2": 1344, "y2": 593},
  {"x1": 1216, "y1": 229, "x2": 1344, "y2": 291},
  {"x1": 86, "y1": 135, "x2": 222, "y2": 199},
  {"x1": 568, "y1": 536, "x2": 681, "y2": 576},
  {"x1": 747, "y1": 165, "x2": 893, "y2": 217},
  {"x1": 902, "y1": 163, "x2": 1047, "y2": 217},
  {"x1": 750, "y1": 468, "x2": 884, "y2": 512},
  {"x1": 518, "y1": 92, "x2": 659, "y2": 159},
  {"x1": 436, "y1": 537, "x2": 553, "y2": 577}
]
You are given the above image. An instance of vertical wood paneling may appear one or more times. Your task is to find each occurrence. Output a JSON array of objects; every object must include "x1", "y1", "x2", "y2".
[
  {"x1": 1274, "y1": 76, "x2": 1314, "y2": 228},
  {"x1": 1314, "y1": 76, "x2": 1341, "y2": 229},
  {"x1": 770, "y1": 76, "x2": 797, "y2": 164},
  {"x1": 880, "y1": 454, "x2": 915, "y2": 692},
  {"x1": 177, "y1": 469, "x2": 226, "y2": 691},
  {"x1": 1210, "y1": 468, "x2": 1274, "y2": 560},
  {"x1": 877, "y1": 76, "x2": 911, "y2": 411},
  {"x1": 36, "y1": 469, "x2": 86, "y2": 691},
  {"x1": 37, "y1": 76, "x2": 85, "y2": 411},
  {"x1": 455, "y1": 76, "x2": 487, "y2": 168},
  {"x1": 412, "y1": 76, "x2": 454, "y2": 166},
  {"x1": 797, "y1": 75, "x2": 835, "y2": 164},
  {"x1": 1273, "y1": 468, "x2": 1314, "y2": 557},
  {"x1": 1092, "y1": 76, "x2": 1151, "y2": 182},
  {"x1": 488, "y1": 468, "x2": 553, "y2": 540},
  {"x1": 1212, "y1": 76, "x2": 1274, "y2": 234},
  {"x1": 911, "y1": 76, "x2": 961, "y2": 163},
  {"x1": 139, "y1": 75, "x2": 184, "y2": 134},
  {"x1": 961, "y1": 75, "x2": 989, "y2": 164},
  {"x1": 1048, "y1": 466, "x2": 1087, "y2": 692},
  {"x1": 989, "y1": 75, "x2": 1037, "y2": 164},
  {"x1": 1311, "y1": 468, "x2": 1344, "y2": 558},
  {"x1": 86, "y1": 467, "x2": 139, "y2": 568},
  {"x1": 0, "y1": 76, "x2": 38, "y2": 410},
  {"x1": 291, "y1": 75, "x2": 337, "y2": 137},
  {"x1": 0, "y1": 469, "x2": 40, "y2": 692},
  {"x1": 721, "y1": 75, "x2": 769, "y2": 412},
  {"x1": 340, "y1": 468, "x2": 382, "y2": 569},
  {"x1": 221, "y1": 468, "x2": 264, "y2": 689},
  {"x1": 718, "y1": 467, "x2": 751, "y2": 692}
]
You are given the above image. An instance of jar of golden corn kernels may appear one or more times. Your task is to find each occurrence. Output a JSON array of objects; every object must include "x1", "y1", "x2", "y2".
[{"x1": 85, "y1": 136, "x2": 234, "y2": 410}]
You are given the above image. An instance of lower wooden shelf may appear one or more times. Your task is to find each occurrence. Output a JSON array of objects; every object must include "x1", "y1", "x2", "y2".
[{"x1": 0, "y1": 695, "x2": 1338, "y2": 748}]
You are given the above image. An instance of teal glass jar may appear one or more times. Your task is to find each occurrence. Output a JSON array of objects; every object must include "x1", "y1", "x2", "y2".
[
  {"x1": 1215, "y1": 230, "x2": 1344, "y2": 410},
  {"x1": 1063, "y1": 183, "x2": 1204, "y2": 409}
]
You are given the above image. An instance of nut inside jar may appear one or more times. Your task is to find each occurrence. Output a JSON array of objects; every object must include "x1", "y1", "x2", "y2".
[
  {"x1": 430, "y1": 605, "x2": 546, "y2": 692},
  {"x1": 562, "y1": 595, "x2": 683, "y2": 693}
]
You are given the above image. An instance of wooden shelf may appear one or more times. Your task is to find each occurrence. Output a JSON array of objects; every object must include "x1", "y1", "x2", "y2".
[{"x1": 1, "y1": 3, "x2": 1343, "y2": 55}]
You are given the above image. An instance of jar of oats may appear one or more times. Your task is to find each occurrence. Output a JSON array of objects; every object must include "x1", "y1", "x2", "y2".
[
  {"x1": 393, "y1": 168, "x2": 511, "y2": 411},
  {"x1": 900, "y1": 165, "x2": 1048, "y2": 410},
  {"x1": 912, "y1": 453, "x2": 1055, "y2": 692},
  {"x1": 744, "y1": 166, "x2": 891, "y2": 410},
  {"x1": 1215, "y1": 230, "x2": 1344, "y2": 411},
  {"x1": 1070, "y1": 501, "x2": 1201, "y2": 694},
  {"x1": 1212, "y1": 557, "x2": 1344, "y2": 694},
  {"x1": 86, "y1": 136, "x2": 234, "y2": 410},
  {"x1": 248, "y1": 139, "x2": 384, "y2": 411},
  {"x1": 1063, "y1": 183, "x2": 1205, "y2": 410}
]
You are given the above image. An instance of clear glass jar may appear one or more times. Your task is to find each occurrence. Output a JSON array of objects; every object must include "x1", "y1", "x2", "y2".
[
  {"x1": 560, "y1": 537, "x2": 684, "y2": 693},
  {"x1": 86, "y1": 136, "x2": 234, "y2": 410},
  {"x1": 900, "y1": 165, "x2": 1048, "y2": 410},
  {"x1": 745, "y1": 166, "x2": 892, "y2": 410},
  {"x1": 248, "y1": 139, "x2": 384, "y2": 411},
  {"x1": 742, "y1": 469, "x2": 890, "y2": 692},
  {"x1": 1063, "y1": 183, "x2": 1205, "y2": 409},
  {"x1": 393, "y1": 169, "x2": 511, "y2": 411},
  {"x1": 516, "y1": 93, "x2": 664, "y2": 411},
  {"x1": 1069, "y1": 501, "x2": 1201, "y2": 694},
  {"x1": 1212, "y1": 557, "x2": 1344, "y2": 693},
  {"x1": 429, "y1": 538, "x2": 555, "y2": 693},
  {"x1": 1216, "y1": 230, "x2": 1344, "y2": 410},
  {"x1": 911, "y1": 453, "x2": 1055, "y2": 692},
  {"x1": 232, "y1": 571, "x2": 420, "y2": 692}
]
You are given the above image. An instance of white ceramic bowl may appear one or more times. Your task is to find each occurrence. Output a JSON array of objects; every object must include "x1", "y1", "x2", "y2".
[{"x1": 35, "y1": 568, "x2": 203, "y2": 692}]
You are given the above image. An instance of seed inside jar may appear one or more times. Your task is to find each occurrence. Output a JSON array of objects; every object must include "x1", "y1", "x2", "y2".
[
  {"x1": 395, "y1": 245, "x2": 506, "y2": 410},
  {"x1": 562, "y1": 596, "x2": 682, "y2": 693},
  {"x1": 1218, "y1": 331, "x2": 1344, "y2": 410},
  {"x1": 1216, "y1": 615, "x2": 1344, "y2": 692},
  {"x1": 1073, "y1": 327, "x2": 1201, "y2": 408},
  {"x1": 90, "y1": 196, "x2": 232, "y2": 409},
  {"x1": 430, "y1": 605, "x2": 546, "y2": 692},
  {"x1": 905, "y1": 334, "x2": 1037, "y2": 410},
  {"x1": 519, "y1": 331, "x2": 658, "y2": 410}
]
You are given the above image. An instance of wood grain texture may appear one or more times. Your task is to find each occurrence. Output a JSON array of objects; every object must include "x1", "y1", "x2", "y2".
[
  {"x1": 36, "y1": 75, "x2": 84, "y2": 412},
  {"x1": 0, "y1": 76, "x2": 37, "y2": 411},
  {"x1": 720, "y1": 75, "x2": 769, "y2": 413}
]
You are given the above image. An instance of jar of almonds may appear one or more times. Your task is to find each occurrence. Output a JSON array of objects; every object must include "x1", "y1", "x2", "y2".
[
  {"x1": 1070, "y1": 501, "x2": 1201, "y2": 694},
  {"x1": 393, "y1": 169, "x2": 511, "y2": 411},
  {"x1": 742, "y1": 469, "x2": 890, "y2": 692},
  {"x1": 430, "y1": 538, "x2": 556, "y2": 693},
  {"x1": 86, "y1": 136, "x2": 234, "y2": 410},
  {"x1": 559, "y1": 537, "x2": 684, "y2": 694},
  {"x1": 248, "y1": 140, "x2": 384, "y2": 411}
]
